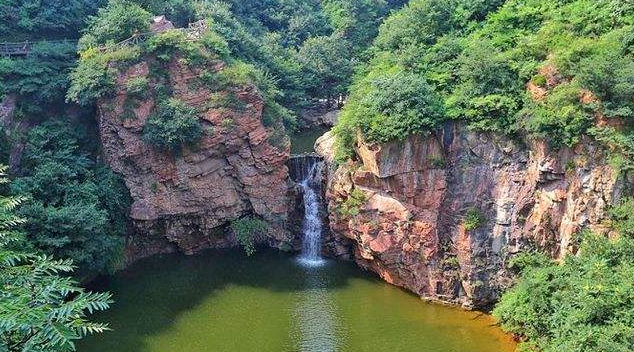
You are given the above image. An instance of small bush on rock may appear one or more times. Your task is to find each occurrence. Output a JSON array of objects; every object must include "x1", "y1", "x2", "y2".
[
  {"x1": 338, "y1": 188, "x2": 367, "y2": 218},
  {"x1": 230, "y1": 216, "x2": 268, "y2": 256},
  {"x1": 463, "y1": 207, "x2": 485, "y2": 231},
  {"x1": 143, "y1": 98, "x2": 203, "y2": 151}
]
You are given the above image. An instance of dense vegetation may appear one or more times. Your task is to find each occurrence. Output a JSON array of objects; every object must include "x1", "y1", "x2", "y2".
[
  {"x1": 67, "y1": 0, "x2": 406, "y2": 122},
  {"x1": 0, "y1": 166, "x2": 112, "y2": 352},
  {"x1": 334, "y1": 0, "x2": 634, "y2": 169},
  {"x1": 10, "y1": 120, "x2": 130, "y2": 278},
  {"x1": 494, "y1": 199, "x2": 634, "y2": 352}
]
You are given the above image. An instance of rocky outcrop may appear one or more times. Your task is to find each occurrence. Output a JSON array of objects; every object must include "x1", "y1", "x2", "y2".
[
  {"x1": 299, "y1": 104, "x2": 340, "y2": 129},
  {"x1": 98, "y1": 58, "x2": 294, "y2": 263},
  {"x1": 318, "y1": 123, "x2": 624, "y2": 308}
]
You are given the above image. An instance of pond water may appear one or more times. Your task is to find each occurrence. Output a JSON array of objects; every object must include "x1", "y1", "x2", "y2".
[
  {"x1": 79, "y1": 249, "x2": 517, "y2": 352},
  {"x1": 291, "y1": 126, "x2": 330, "y2": 154}
]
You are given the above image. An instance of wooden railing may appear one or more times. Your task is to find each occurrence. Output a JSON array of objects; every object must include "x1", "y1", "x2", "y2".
[
  {"x1": 1, "y1": 21, "x2": 207, "y2": 57},
  {"x1": 98, "y1": 20, "x2": 208, "y2": 53},
  {"x1": 0, "y1": 40, "x2": 77, "y2": 57}
]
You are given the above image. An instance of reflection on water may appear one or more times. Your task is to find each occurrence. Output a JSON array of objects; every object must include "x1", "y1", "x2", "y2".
[
  {"x1": 78, "y1": 249, "x2": 517, "y2": 352},
  {"x1": 294, "y1": 264, "x2": 340, "y2": 352}
]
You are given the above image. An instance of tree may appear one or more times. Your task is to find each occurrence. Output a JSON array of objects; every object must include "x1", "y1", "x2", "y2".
[
  {"x1": 10, "y1": 120, "x2": 130, "y2": 278},
  {"x1": 0, "y1": 0, "x2": 104, "y2": 41},
  {"x1": 296, "y1": 34, "x2": 355, "y2": 105},
  {"x1": 493, "y1": 199, "x2": 634, "y2": 352},
  {"x1": 78, "y1": 0, "x2": 152, "y2": 49},
  {"x1": 0, "y1": 166, "x2": 112, "y2": 352}
]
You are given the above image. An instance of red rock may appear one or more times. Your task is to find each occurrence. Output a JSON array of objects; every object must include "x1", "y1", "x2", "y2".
[
  {"x1": 318, "y1": 122, "x2": 623, "y2": 308},
  {"x1": 98, "y1": 55, "x2": 292, "y2": 263}
]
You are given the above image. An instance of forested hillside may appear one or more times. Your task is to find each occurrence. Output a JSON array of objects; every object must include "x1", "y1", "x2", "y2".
[{"x1": 335, "y1": 0, "x2": 634, "y2": 171}]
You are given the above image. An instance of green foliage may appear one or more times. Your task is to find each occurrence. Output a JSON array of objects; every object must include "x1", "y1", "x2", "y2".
[
  {"x1": 0, "y1": 42, "x2": 77, "y2": 115},
  {"x1": 494, "y1": 197, "x2": 634, "y2": 352},
  {"x1": 10, "y1": 120, "x2": 130, "y2": 277},
  {"x1": 143, "y1": 98, "x2": 203, "y2": 152},
  {"x1": 124, "y1": 76, "x2": 149, "y2": 97},
  {"x1": 589, "y1": 126, "x2": 634, "y2": 172},
  {"x1": 220, "y1": 62, "x2": 297, "y2": 130},
  {"x1": 0, "y1": 0, "x2": 104, "y2": 41},
  {"x1": 295, "y1": 33, "x2": 355, "y2": 103},
  {"x1": 230, "y1": 217, "x2": 268, "y2": 256},
  {"x1": 145, "y1": 29, "x2": 227, "y2": 65},
  {"x1": 78, "y1": 0, "x2": 152, "y2": 49},
  {"x1": 334, "y1": 0, "x2": 634, "y2": 164},
  {"x1": 335, "y1": 65, "x2": 444, "y2": 157},
  {"x1": 609, "y1": 198, "x2": 634, "y2": 238},
  {"x1": 67, "y1": 49, "x2": 118, "y2": 106},
  {"x1": 463, "y1": 207, "x2": 486, "y2": 231},
  {"x1": 338, "y1": 188, "x2": 367, "y2": 218},
  {"x1": 0, "y1": 166, "x2": 112, "y2": 352},
  {"x1": 522, "y1": 83, "x2": 593, "y2": 148}
]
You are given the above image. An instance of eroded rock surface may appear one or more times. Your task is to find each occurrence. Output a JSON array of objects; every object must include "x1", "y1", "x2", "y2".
[
  {"x1": 318, "y1": 123, "x2": 623, "y2": 308},
  {"x1": 98, "y1": 58, "x2": 293, "y2": 262}
]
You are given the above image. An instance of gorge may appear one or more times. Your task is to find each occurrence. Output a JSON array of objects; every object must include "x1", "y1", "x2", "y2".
[{"x1": 2, "y1": 1, "x2": 633, "y2": 351}]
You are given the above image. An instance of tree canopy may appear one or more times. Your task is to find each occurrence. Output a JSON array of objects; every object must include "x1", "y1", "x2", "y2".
[{"x1": 333, "y1": 0, "x2": 634, "y2": 169}]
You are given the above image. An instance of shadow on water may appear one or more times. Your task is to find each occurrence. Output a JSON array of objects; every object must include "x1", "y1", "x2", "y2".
[
  {"x1": 80, "y1": 247, "x2": 517, "y2": 352},
  {"x1": 80, "y1": 248, "x2": 370, "y2": 352}
]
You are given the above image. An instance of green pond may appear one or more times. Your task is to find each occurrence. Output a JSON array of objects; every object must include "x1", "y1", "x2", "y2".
[
  {"x1": 291, "y1": 126, "x2": 330, "y2": 154},
  {"x1": 79, "y1": 249, "x2": 517, "y2": 352}
]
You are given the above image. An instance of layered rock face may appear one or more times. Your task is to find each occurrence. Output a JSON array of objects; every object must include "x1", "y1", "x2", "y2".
[
  {"x1": 318, "y1": 123, "x2": 624, "y2": 308},
  {"x1": 98, "y1": 58, "x2": 293, "y2": 262}
]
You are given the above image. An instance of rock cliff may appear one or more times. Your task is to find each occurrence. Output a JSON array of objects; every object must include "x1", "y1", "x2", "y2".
[
  {"x1": 97, "y1": 57, "x2": 293, "y2": 262},
  {"x1": 318, "y1": 123, "x2": 624, "y2": 308}
]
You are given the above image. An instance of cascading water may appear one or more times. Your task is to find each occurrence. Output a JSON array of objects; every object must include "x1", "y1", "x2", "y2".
[
  {"x1": 289, "y1": 155, "x2": 326, "y2": 267},
  {"x1": 298, "y1": 162, "x2": 324, "y2": 266}
]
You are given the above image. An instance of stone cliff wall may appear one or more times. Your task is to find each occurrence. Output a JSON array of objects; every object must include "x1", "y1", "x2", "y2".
[
  {"x1": 318, "y1": 123, "x2": 625, "y2": 308},
  {"x1": 98, "y1": 58, "x2": 294, "y2": 263},
  {"x1": 0, "y1": 95, "x2": 27, "y2": 174}
]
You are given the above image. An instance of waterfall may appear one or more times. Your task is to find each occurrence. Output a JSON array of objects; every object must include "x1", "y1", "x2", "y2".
[{"x1": 290, "y1": 155, "x2": 326, "y2": 267}]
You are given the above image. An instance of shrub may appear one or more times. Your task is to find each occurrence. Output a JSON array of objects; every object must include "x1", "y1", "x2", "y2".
[
  {"x1": 608, "y1": 197, "x2": 634, "y2": 238},
  {"x1": 494, "y1": 197, "x2": 634, "y2": 352},
  {"x1": 338, "y1": 188, "x2": 367, "y2": 217},
  {"x1": 494, "y1": 233, "x2": 634, "y2": 352},
  {"x1": 125, "y1": 76, "x2": 149, "y2": 97},
  {"x1": 463, "y1": 207, "x2": 485, "y2": 231},
  {"x1": 352, "y1": 68, "x2": 445, "y2": 143},
  {"x1": 10, "y1": 120, "x2": 131, "y2": 277},
  {"x1": 67, "y1": 49, "x2": 117, "y2": 106},
  {"x1": 230, "y1": 216, "x2": 268, "y2": 256},
  {"x1": 429, "y1": 156, "x2": 446, "y2": 168},
  {"x1": 531, "y1": 74, "x2": 548, "y2": 87},
  {"x1": 0, "y1": 166, "x2": 113, "y2": 351},
  {"x1": 143, "y1": 98, "x2": 204, "y2": 151},
  {"x1": 79, "y1": 0, "x2": 152, "y2": 49},
  {"x1": 146, "y1": 30, "x2": 206, "y2": 64}
]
